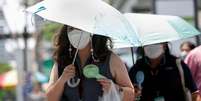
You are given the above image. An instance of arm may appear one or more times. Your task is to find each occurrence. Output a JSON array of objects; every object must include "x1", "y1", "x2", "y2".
[
  {"x1": 46, "y1": 64, "x2": 75, "y2": 101},
  {"x1": 192, "y1": 91, "x2": 200, "y2": 101},
  {"x1": 181, "y1": 61, "x2": 200, "y2": 101},
  {"x1": 110, "y1": 53, "x2": 135, "y2": 101}
]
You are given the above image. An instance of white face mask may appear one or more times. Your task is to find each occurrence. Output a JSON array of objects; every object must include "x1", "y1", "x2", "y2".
[
  {"x1": 180, "y1": 51, "x2": 188, "y2": 60},
  {"x1": 68, "y1": 29, "x2": 91, "y2": 49},
  {"x1": 144, "y1": 44, "x2": 164, "y2": 59}
]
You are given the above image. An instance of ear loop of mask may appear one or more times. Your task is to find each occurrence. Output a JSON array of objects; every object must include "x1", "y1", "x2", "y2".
[{"x1": 67, "y1": 28, "x2": 82, "y2": 88}]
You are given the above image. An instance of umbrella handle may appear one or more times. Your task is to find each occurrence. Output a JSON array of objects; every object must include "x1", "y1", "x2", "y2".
[{"x1": 67, "y1": 78, "x2": 80, "y2": 88}]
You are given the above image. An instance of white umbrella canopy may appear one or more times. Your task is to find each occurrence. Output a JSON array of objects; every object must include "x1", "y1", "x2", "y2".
[
  {"x1": 124, "y1": 13, "x2": 201, "y2": 46},
  {"x1": 26, "y1": 0, "x2": 141, "y2": 48}
]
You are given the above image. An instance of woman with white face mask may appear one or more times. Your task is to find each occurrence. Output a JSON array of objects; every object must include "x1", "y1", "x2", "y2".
[
  {"x1": 46, "y1": 25, "x2": 135, "y2": 101},
  {"x1": 180, "y1": 41, "x2": 196, "y2": 60},
  {"x1": 129, "y1": 43, "x2": 200, "y2": 101}
]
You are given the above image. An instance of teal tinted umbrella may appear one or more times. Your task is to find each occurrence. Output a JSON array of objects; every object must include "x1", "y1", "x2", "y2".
[
  {"x1": 25, "y1": 0, "x2": 140, "y2": 48},
  {"x1": 124, "y1": 13, "x2": 201, "y2": 46}
]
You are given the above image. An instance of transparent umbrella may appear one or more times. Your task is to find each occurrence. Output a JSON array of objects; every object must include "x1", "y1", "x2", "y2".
[{"x1": 124, "y1": 13, "x2": 201, "y2": 46}]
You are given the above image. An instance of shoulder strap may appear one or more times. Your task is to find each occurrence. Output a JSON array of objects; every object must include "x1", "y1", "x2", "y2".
[{"x1": 176, "y1": 59, "x2": 186, "y2": 92}]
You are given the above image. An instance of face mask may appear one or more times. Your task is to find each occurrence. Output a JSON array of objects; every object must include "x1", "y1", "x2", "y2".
[
  {"x1": 144, "y1": 44, "x2": 164, "y2": 59},
  {"x1": 180, "y1": 51, "x2": 188, "y2": 60},
  {"x1": 68, "y1": 29, "x2": 91, "y2": 49}
]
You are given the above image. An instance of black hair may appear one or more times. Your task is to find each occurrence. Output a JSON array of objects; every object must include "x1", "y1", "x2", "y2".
[{"x1": 180, "y1": 41, "x2": 196, "y2": 50}]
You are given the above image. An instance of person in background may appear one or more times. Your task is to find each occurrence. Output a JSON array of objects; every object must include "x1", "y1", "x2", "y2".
[
  {"x1": 28, "y1": 82, "x2": 46, "y2": 101},
  {"x1": 180, "y1": 41, "x2": 196, "y2": 60},
  {"x1": 185, "y1": 45, "x2": 201, "y2": 96},
  {"x1": 129, "y1": 43, "x2": 200, "y2": 101}
]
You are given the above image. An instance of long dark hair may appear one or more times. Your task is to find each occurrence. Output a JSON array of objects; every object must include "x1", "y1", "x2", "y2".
[{"x1": 53, "y1": 25, "x2": 112, "y2": 71}]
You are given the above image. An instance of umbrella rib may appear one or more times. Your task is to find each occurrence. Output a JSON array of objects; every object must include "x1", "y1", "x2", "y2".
[{"x1": 72, "y1": 31, "x2": 83, "y2": 64}]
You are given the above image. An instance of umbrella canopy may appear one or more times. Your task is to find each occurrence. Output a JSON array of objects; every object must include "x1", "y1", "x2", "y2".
[
  {"x1": 0, "y1": 70, "x2": 18, "y2": 88},
  {"x1": 124, "y1": 13, "x2": 201, "y2": 46},
  {"x1": 25, "y1": 0, "x2": 140, "y2": 48}
]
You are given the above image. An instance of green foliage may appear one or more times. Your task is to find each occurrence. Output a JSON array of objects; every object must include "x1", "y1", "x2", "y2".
[
  {"x1": 0, "y1": 90, "x2": 6, "y2": 101},
  {"x1": 0, "y1": 89, "x2": 16, "y2": 101},
  {"x1": 42, "y1": 22, "x2": 63, "y2": 41},
  {"x1": 0, "y1": 63, "x2": 12, "y2": 75},
  {"x1": 183, "y1": 16, "x2": 194, "y2": 25}
]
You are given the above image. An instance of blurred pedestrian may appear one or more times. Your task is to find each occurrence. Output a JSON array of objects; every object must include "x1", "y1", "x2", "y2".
[
  {"x1": 129, "y1": 43, "x2": 200, "y2": 101},
  {"x1": 180, "y1": 41, "x2": 196, "y2": 60},
  {"x1": 28, "y1": 82, "x2": 46, "y2": 101},
  {"x1": 185, "y1": 45, "x2": 201, "y2": 96},
  {"x1": 46, "y1": 25, "x2": 134, "y2": 101}
]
